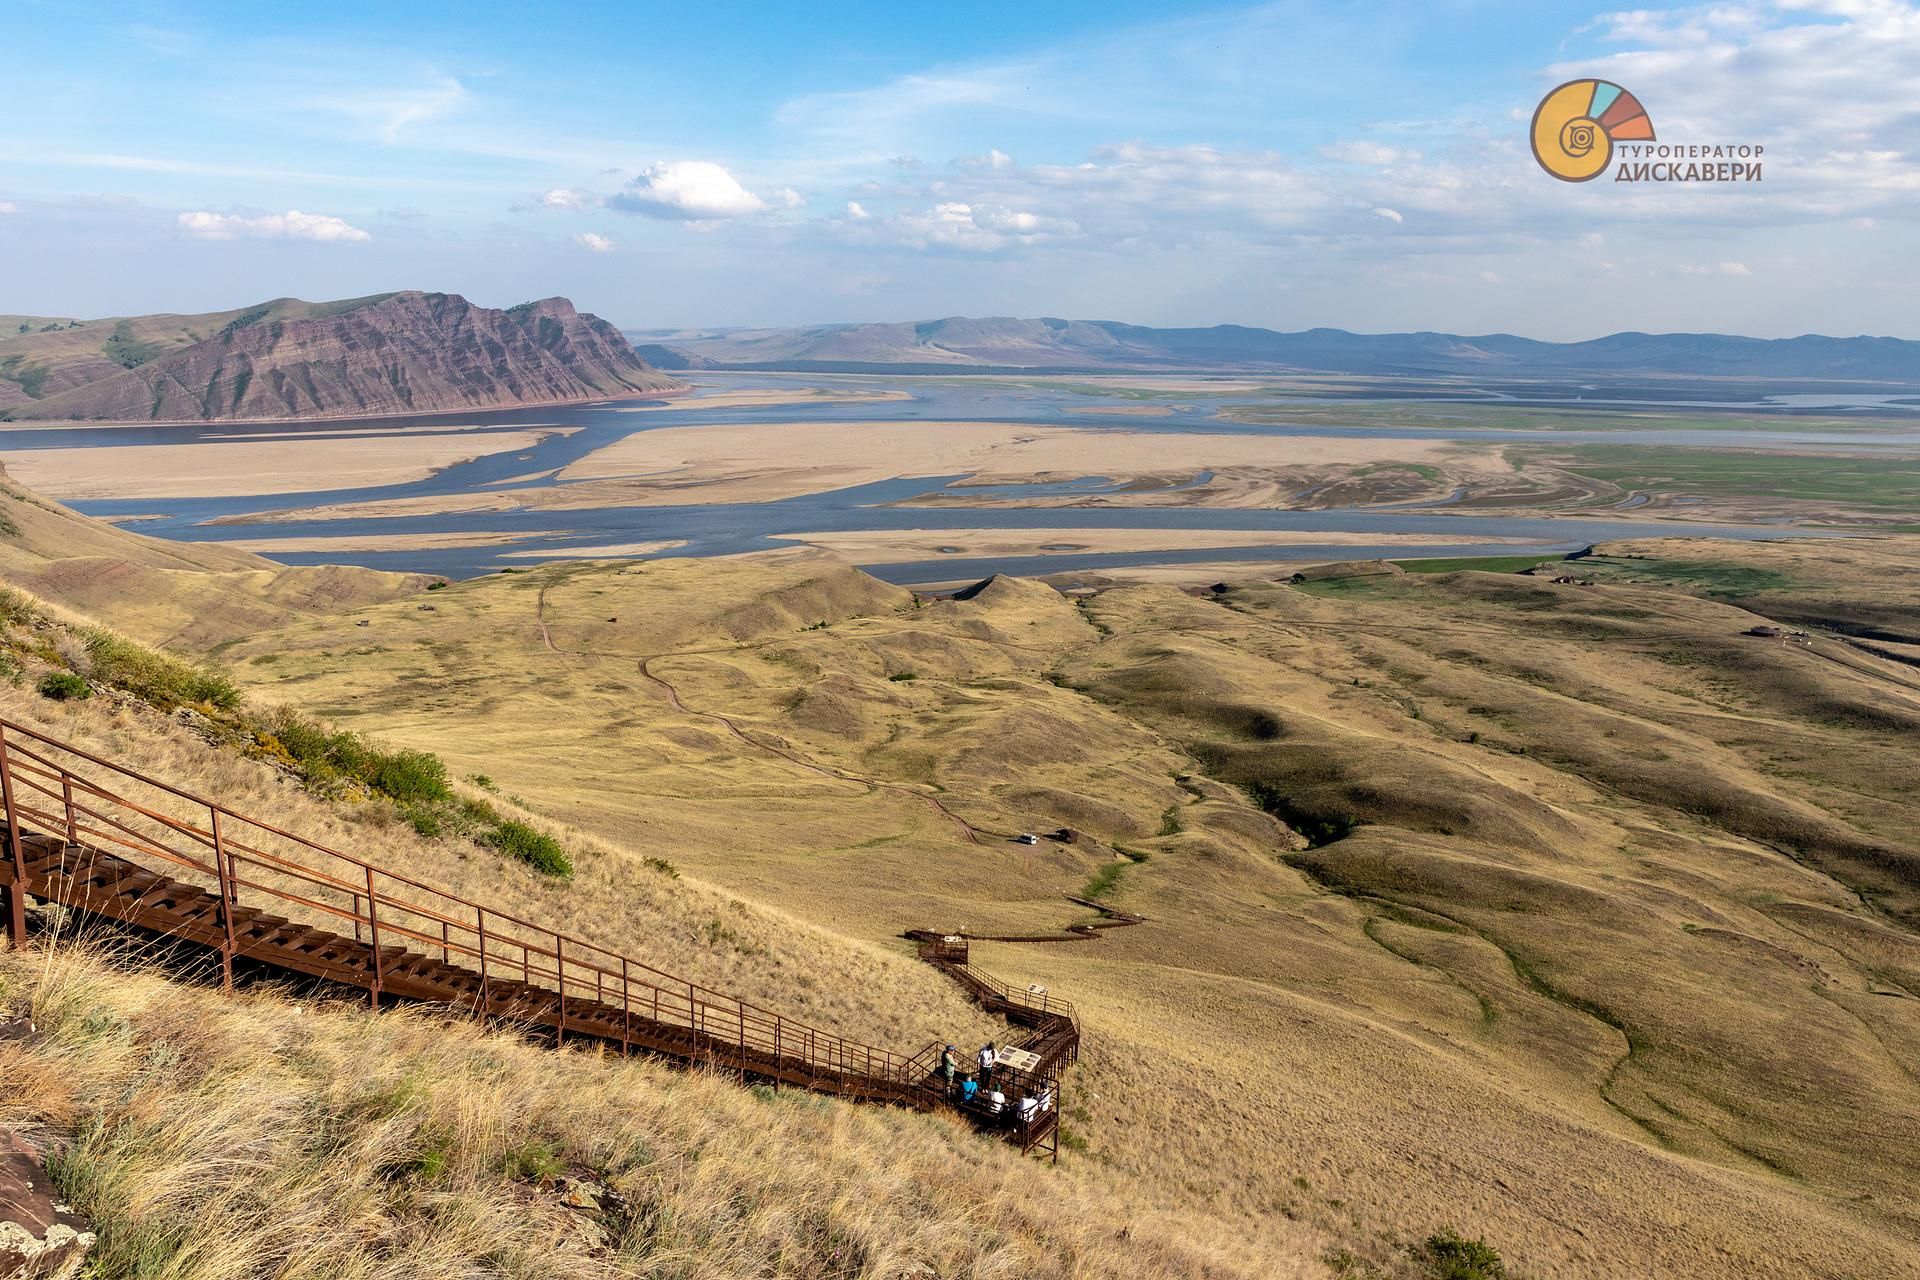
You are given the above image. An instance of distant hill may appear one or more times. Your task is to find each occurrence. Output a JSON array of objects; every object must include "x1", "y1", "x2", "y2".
[
  {"x1": 628, "y1": 317, "x2": 1920, "y2": 381},
  {"x1": 1, "y1": 292, "x2": 687, "y2": 422}
]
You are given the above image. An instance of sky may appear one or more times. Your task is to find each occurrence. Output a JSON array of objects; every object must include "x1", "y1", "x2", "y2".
[{"x1": 2, "y1": 0, "x2": 1918, "y2": 339}]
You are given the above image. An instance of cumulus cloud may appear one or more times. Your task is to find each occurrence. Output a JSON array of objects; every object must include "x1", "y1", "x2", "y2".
[
  {"x1": 878, "y1": 201, "x2": 1079, "y2": 252},
  {"x1": 1373, "y1": 206, "x2": 1404, "y2": 223},
  {"x1": 573, "y1": 231, "x2": 615, "y2": 252},
  {"x1": 0, "y1": 201, "x2": 17, "y2": 214},
  {"x1": 539, "y1": 187, "x2": 597, "y2": 211},
  {"x1": 845, "y1": 201, "x2": 872, "y2": 220},
  {"x1": 608, "y1": 161, "x2": 775, "y2": 220},
  {"x1": 177, "y1": 209, "x2": 371, "y2": 242}
]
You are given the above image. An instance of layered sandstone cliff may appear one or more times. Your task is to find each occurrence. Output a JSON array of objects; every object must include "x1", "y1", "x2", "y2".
[{"x1": 4, "y1": 292, "x2": 685, "y2": 422}]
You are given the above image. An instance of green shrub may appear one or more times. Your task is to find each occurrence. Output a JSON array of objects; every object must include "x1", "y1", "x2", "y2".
[
  {"x1": 363, "y1": 749, "x2": 452, "y2": 807},
  {"x1": 82, "y1": 629, "x2": 242, "y2": 710},
  {"x1": 401, "y1": 805, "x2": 444, "y2": 838},
  {"x1": 644, "y1": 856, "x2": 680, "y2": 879},
  {"x1": 482, "y1": 820, "x2": 573, "y2": 878},
  {"x1": 0, "y1": 586, "x2": 40, "y2": 628},
  {"x1": 887, "y1": 671, "x2": 918, "y2": 682},
  {"x1": 1424, "y1": 1231, "x2": 1504, "y2": 1280},
  {"x1": 260, "y1": 709, "x2": 452, "y2": 806},
  {"x1": 500, "y1": 1138, "x2": 564, "y2": 1183},
  {"x1": 37, "y1": 671, "x2": 90, "y2": 701}
]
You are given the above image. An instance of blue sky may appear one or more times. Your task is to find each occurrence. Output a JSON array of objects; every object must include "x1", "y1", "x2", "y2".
[{"x1": 3, "y1": 0, "x2": 1918, "y2": 338}]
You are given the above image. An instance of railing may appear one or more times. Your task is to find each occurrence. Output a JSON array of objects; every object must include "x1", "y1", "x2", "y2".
[{"x1": 0, "y1": 718, "x2": 932, "y2": 1092}]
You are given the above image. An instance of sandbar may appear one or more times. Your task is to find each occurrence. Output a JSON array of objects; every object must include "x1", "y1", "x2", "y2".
[
  {"x1": 557, "y1": 420, "x2": 1471, "y2": 505},
  {"x1": 4, "y1": 427, "x2": 575, "y2": 499},
  {"x1": 216, "y1": 531, "x2": 565, "y2": 554}
]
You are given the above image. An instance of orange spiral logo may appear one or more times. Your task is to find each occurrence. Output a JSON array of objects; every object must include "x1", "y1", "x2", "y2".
[{"x1": 1531, "y1": 80, "x2": 1656, "y2": 182}]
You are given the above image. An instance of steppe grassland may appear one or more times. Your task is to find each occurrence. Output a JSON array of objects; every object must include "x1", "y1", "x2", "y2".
[
  {"x1": 0, "y1": 681, "x2": 994, "y2": 1053},
  {"x1": 214, "y1": 539, "x2": 1920, "y2": 1278},
  {"x1": 0, "y1": 942, "x2": 1312, "y2": 1280}
]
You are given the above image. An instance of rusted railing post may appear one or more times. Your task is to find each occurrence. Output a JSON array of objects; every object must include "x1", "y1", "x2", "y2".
[
  {"x1": 440, "y1": 918, "x2": 449, "y2": 964},
  {"x1": 364, "y1": 864, "x2": 383, "y2": 1009},
  {"x1": 0, "y1": 727, "x2": 29, "y2": 946},
  {"x1": 61, "y1": 775, "x2": 77, "y2": 847},
  {"x1": 476, "y1": 909, "x2": 490, "y2": 1019},
  {"x1": 620, "y1": 957, "x2": 631, "y2": 1056},
  {"x1": 211, "y1": 808, "x2": 236, "y2": 991},
  {"x1": 555, "y1": 934, "x2": 566, "y2": 1046}
]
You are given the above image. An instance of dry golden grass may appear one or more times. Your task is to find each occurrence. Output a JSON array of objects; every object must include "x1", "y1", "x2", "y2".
[
  {"x1": 189, "y1": 542, "x2": 1920, "y2": 1278},
  {"x1": 11, "y1": 477, "x2": 1920, "y2": 1277},
  {"x1": 0, "y1": 474, "x2": 428, "y2": 650},
  {"x1": 0, "y1": 941, "x2": 1318, "y2": 1279},
  {"x1": 0, "y1": 681, "x2": 996, "y2": 1055}
]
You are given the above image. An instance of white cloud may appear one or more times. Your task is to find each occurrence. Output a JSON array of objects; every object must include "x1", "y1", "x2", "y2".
[
  {"x1": 573, "y1": 231, "x2": 615, "y2": 252},
  {"x1": 1321, "y1": 141, "x2": 1418, "y2": 165},
  {"x1": 177, "y1": 210, "x2": 372, "y2": 242},
  {"x1": 1719, "y1": 261, "x2": 1753, "y2": 277},
  {"x1": 608, "y1": 161, "x2": 772, "y2": 220},
  {"x1": 540, "y1": 188, "x2": 596, "y2": 212},
  {"x1": 957, "y1": 148, "x2": 1016, "y2": 170},
  {"x1": 1373, "y1": 206, "x2": 1404, "y2": 223},
  {"x1": 0, "y1": 201, "x2": 17, "y2": 215},
  {"x1": 875, "y1": 200, "x2": 1080, "y2": 252},
  {"x1": 845, "y1": 201, "x2": 872, "y2": 220}
]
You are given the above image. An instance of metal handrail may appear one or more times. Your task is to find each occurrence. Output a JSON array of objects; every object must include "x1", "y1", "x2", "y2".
[{"x1": 0, "y1": 718, "x2": 929, "y2": 1087}]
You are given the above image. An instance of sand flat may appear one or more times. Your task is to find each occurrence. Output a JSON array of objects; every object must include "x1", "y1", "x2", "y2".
[
  {"x1": 768, "y1": 527, "x2": 1538, "y2": 564},
  {"x1": 558, "y1": 419, "x2": 1467, "y2": 504},
  {"x1": 217, "y1": 530, "x2": 568, "y2": 554},
  {"x1": 5, "y1": 427, "x2": 575, "y2": 499}
]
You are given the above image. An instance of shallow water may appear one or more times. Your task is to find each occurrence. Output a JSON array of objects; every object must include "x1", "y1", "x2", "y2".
[{"x1": 11, "y1": 373, "x2": 1911, "y2": 582}]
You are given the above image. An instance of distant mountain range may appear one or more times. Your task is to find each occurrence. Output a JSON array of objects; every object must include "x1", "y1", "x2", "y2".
[
  {"x1": 0, "y1": 292, "x2": 685, "y2": 422},
  {"x1": 629, "y1": 317, "x2": 1920, "y2": 381}
]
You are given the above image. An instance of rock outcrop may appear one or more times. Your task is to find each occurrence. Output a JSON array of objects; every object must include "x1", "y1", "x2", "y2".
[
  {"x1": 5, "y1": 292, "x2": 686, "y2": 422},
  {"x1": 0, "y1": 1117, "x2": 94, "y2": 1280}
]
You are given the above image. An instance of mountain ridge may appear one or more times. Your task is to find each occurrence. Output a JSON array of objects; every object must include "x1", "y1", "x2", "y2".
[
  {"x1": 1, "y1": 291, "x2": 687, "y2": 422},
  {"x1": 628, "y1": 316, "x2": 1920, "y2": 380}
]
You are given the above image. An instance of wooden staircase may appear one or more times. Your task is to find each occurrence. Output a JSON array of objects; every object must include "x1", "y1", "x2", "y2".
[{"x1": 0, "y1": 718, "x2": 1082, "y2": 1144}]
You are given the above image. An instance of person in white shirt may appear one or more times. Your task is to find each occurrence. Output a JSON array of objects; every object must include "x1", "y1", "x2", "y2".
[
  {"x1": 986, "y1": 1089, "x2": 1006, "y2": 1116},
  {"x1": 1018, "y1": 1094, "x2": 1040, "y2": 1126},
  {"x1": 977, "y1": 1041, "x2": 996, "y2": 1087}
]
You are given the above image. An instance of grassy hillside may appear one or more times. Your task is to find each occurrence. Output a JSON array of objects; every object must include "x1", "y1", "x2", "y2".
[
  {"x1": 0, "y1": 573, "x2": 1346, "y2": 1277},
  {"x1": 1, "y1": 943, "x2": 1311, "y2": 1279},
  {"x1": 195, "y1": 538, "x2": 1920, "y2": 1279},
  {"x1": 0, "y1": 470, "x2": 431, "y2": 649},
  {"x1": 6, "y1": 487, "x2": 1920, "y2": 1276}
]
